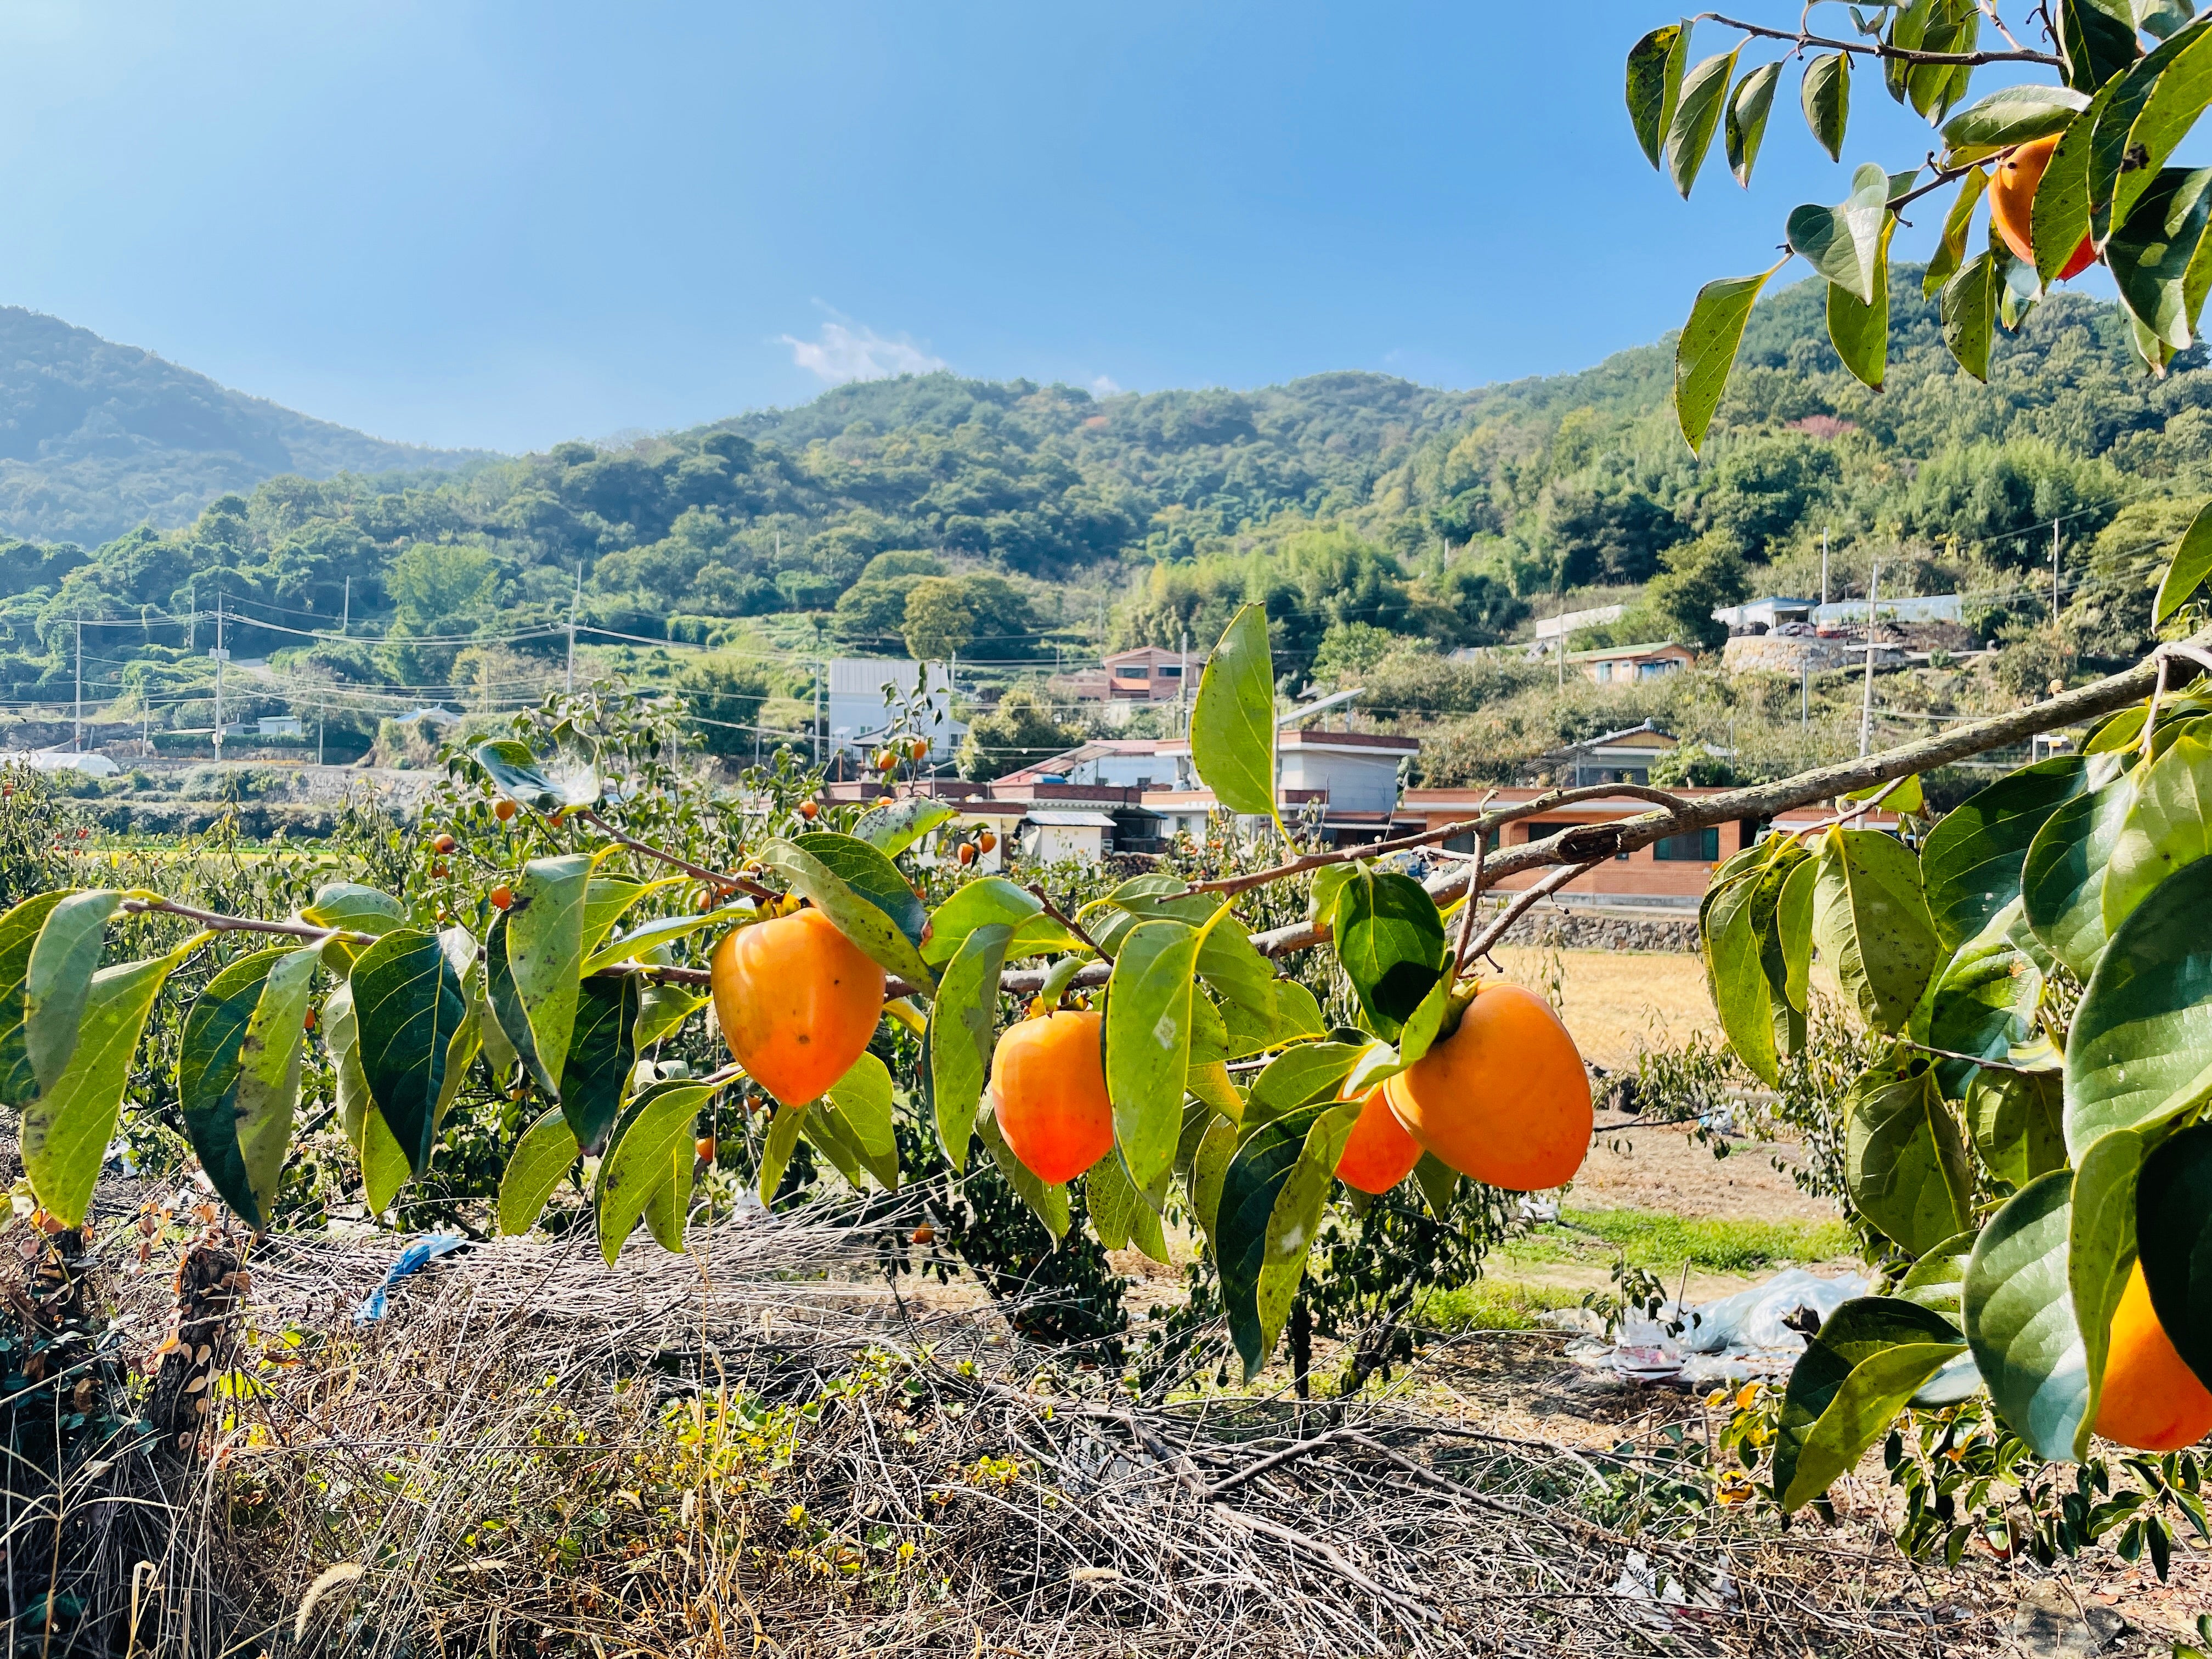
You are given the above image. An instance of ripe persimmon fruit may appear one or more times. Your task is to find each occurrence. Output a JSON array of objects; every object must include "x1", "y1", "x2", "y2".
[
  {"x1": 957, "y1": 842, "x2": 977, "y2": 865},
  {"x1": 433, "y1": 833, "x2": 457, "y2": 854},
  {"x1": 2094, "y1": 1262, "x2": 2212, "y2": 1451},
  {"x1": 1384, "y1": 981, "x2": 1592, "y2": 1192},
  {"x1": 990, "y1": 1009, "x2": 1112, "y2": 1183},
  {"x1": 798, "y1": 800, "x2": 819, "y2": 821},
  {"x1": 489, "y1": 884, "x2": 514, "y2": 910},
  {"x1": 1990, "y1": 136, "x2": 2096, "y2": 279},
  {"x1": 494, "y1": 798, "x2": 516, "y2": 821},
  {"x1": 1336, "y1": 1083, "x2": 1421, "y2": 1194},
  {"x1": 711, "y1": 907, "x2": 884, "y2": 1108}
]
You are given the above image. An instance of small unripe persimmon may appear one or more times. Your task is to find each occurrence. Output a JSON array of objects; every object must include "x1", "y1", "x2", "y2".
[
  {"x1": 695, "y1": 1136, "x2": 716, "y2": 1163},
  {"x1": 494, "y1": 798, "x2": 517, "y2": 821},
  {"x1": 489, "y1": 884, "x2": 514, "y2": 910},
  {"x1": 798, "y1": 800, "x2": 819, "y2": 821},
  {"x1": 875, "y1": 749, "x2": 898, "y2": 773},
  {"x1": 911, "y1": 1223, "x2": 935, "y2": 1245},
  {"x1": 433, "y1": 833, "x2": 457, "y2": 854},
  {"x1": 696, "y1": 888, "x2": 716, "y2": 912},
  {"x1": 302, "y1": 1007, "x2": 318, "y2": 1032},
  {"x1": 908, "y1": 738, "x2": 929, "y2": 761}
]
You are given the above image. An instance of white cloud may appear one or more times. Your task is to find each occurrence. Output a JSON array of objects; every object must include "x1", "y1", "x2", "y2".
[
  {"x1": 1090, "y1": 374, "x2": 1122, "y2": 396},
  {"x1": 778, "y1": 310, "x2": 946, "y2": 384}
]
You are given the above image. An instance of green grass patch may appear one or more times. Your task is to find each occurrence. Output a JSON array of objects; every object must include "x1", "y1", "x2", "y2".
[
  {"x1": 1495, "y1": 1206, "x2": 1851, "y2": 1276},
  {"x1": 1417, "y1": 1279, "x2": 1585, "y2": 1333}
]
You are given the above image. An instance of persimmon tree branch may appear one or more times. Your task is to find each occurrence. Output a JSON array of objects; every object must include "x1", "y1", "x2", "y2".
[
  {"x1": 577, "y1": 808, "x2": 776, "y2": 901},
  {"x1": 119, "y1": 896, "x2": 375, "y2": 947},
  {"x1": 1700, "y1": 9, "x2": 2064, "y2": 66}
]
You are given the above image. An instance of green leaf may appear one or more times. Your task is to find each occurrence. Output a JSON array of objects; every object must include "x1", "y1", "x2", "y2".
[
  {"x1": 1965, "y1": 1170, "x2": 2092, "y2": 1461},
  {"x1": 1928, "y1": 921, "x2": 2046, "y2": 1079},
  {"x1": 1926, "y1": 167, "x2": 1990, "y2": 297},
  {"x1": 1774, "y1": 1296, "x2": 1966, "y2": 1509},
  {"x1": 920, "y1": 876, "x2": 1047, "y2": 966},
  {"x1": 1801, "y1": 51, "x2": 1851, "y2": 160},
  {"x1": 1726, "y1": 59, "x2": 1781, "y2": 184},
  {"x1": 1905, "y1": 0, "x2": 1977, "y2": 121},
  {"x1": 1827, "y1": 211, "x2": 1895, "y2": 390},
  {"x1": 1845, "y1": 1062, "x2": 1976, "y2": 1257},
  {"x1": 825, "y1": 1049, "x2": 899, "y2": 1189},
  {"x1": 2104, "y1": 727, "x2": 2212, "y2": 933},
  {"x1": 2066, "y1": 855, "x2": 2212, "y2": 1156},
  {"x1": 1788, "y1": 163, "x2": 1889, "y2": 303},
  {"x1": 1104, "y1": 915, "x2": 1212, "y2": 1190},
  {"x1": 596, "y1": 1080, "x2": 712, "y2": 1263},
  {"x1": 1705, "y1": 871, "x2": 1784, "y2": 1085},
  {"x1": 756, "y1": 836, "x2": 935, "y2": 990},
  {"x1": 851, "y1": 795, "x2": 957, "y2": 856},
  {"x1": 1086, "y1": 1144, "x2": 1136, "y2": 1249},
  {"x1": 472, "y1": 740, "x2": 563, "y2": 814},
  {"x1": 1189, "y1": 603, "x2": 1278, "y2": 821},
  {"x1": 1665, "y1": 48, "x2": 1739, "y2": 196},
  {"x1": 1941, "y1": 85, "x2": 2092, "y2": 161},
  {"x1": 1626, "y1": 22, "x2": 1690, "y2": 170},
  {"x1": 1249, "y1": 1041, "x2": 1366, "y2": 1121},
  {"x1": 1939, "y1": 250, "x2": 1999, "y2": 380},
  {"x1": 323, "y1": 978, "x2": 408, "y2": 1216},
  {"x1": 2024, "y1": 769, "x2": 2137, "y2": 980},
  {"x1": 977, "y1": 1103, "x2": 1069, "y2": 1240},
  {"x1": 1217, "y1": 1102, "x2": 1326, "y2": 1379},
  {"x1": 1898, "y1": 1231, "x2": 1979, "y2": 1321},
  {"x1": 25, "y1": 890, "x2": 119, "y2": 1092},
  {"x1": 1334, "y1": 867, "x2": 1446, "y2": 1037},
  {"x1": 561, "y1": 973, "x2": 638, "y2": 1153},
  {"x1": 1266, "y1": 1097, "x2": 1360, "y2": 1270},
  {"x1": 22, "y1": 954, "x2": 176, "y2": 1226},
  {"x1": 502, "y1": 853, "x2": 591, "y2": 1093},
  {"x1": 2154, "y1": 499, "x2": 2212, "y2": 622},
  {"x1": 1189, "y1": 1112, "x2": 1241, "y2": 1241},
  {"x1": 0, "y1": 893, "x2": 67, "y2": 1108},
  {"x1": 1673, "y1": 261, "x2": 1788, "y2": 453},
  {"x1": 232, "y1": 945, "x2": 316, "y2": 1228},
  {"x1": 633, "y1": 980, "x2": 704, "y2": 1052},
  {"x1": 583, "y1": 907, "x2": 733, "y2": 973},
  {"x1": 2070, "y1": 1128, "x2": 2149, "y2": 1453},
  {"x1": 579, "y1": 876, "x2": 662, "y2": 960},
  {"x1": 2109, "y1": 167, "x2": 2212, "y2": 349},
  {"x1": 927, "y1": 922, "x2": 1012, "y2": 1171},
  {"x1": 1412, "y1": 1149, "x2": 1459, "y2": 1219},
  {"x1": 1308, "y1": 861, "x2": 1359, "y2": 926},
  {"x1": 1968, "y1": 1067, "x2": 2069, "y2": 1187},
  {"x1": 300, "y1": 882, "x2": 405, "y2": 936},
  {"x1": 794, "y1": 831, "x2": 928, "y2": 947},
  {"x1": 2034, "y1": 89, "x2": 2109, "y2": 285},
  {"x1": 1195, "y1": 918, "x2": 1277, "y2": 1024},
  {"x1": 2135, "y1": 1121, "x2": 2212, "y2": 1391},
  {"x1": 485, "y1": 911, "x2": 550, "y2": 1096},
  {"x1": 349, "y1": 927, "x2": 468, "y2": 1175},
  {"x1": 1922, "y1": 757, "x2": 2087, "y2": 953},
  {"x1": 2107, "y1": 26, "x2": 2212, "y2": 232},
  {"x1": 178, "y1": 948, "x2": 287, "y2": 1227},
  {"x1": 758, "y1": 1101, "x2": 807, "y2": 1206},
  {"x1": 1813, "y1": 828, "x2": 1944, "y2": 1034},
  {"x1": 2087, "y1": 16, "x2": 2211, "y2": 245},
  {"x1": 1778, "y1": 854, "x2": 1817, "y2": 1015},
  {"x1": 497, "y1": 1105, "x2": 580, "y2": 1235},
  {"x1": 2062, "y1": 0, "x2": 2143, "y2": 89}
]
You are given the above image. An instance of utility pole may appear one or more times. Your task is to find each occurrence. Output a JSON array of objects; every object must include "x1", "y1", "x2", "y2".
[
  {"x1": 566, "y1": 565, "x2": 581, "y2": 693},
  {"x1": 814, "y1": 661, "x2": 824, "y2": 765},
  {"x1": 340, "y1": 574, "x2": 350, "y2": 636},
  {"x1": 2051, "y1": 518, "x2": 2063, "y2": 684},
  {"x1": 1179, "y1": 628, "x2": 1189, "y2": 735},
  {"x1": 317, "y1": 697, "x2": 325, "y2": 767},
  {"x1": 1858, "y1": 560, "x2": 1880, "y2": 758},
  {"x1": 1801, "y1": 664, "x2": 1809, "y2": 730},
  {"x1": 73, "y1": 618, "x2": 82, "y2": 752},
  {"x1": 1820, "y1": 528, "x2": 1830, "y2": 608},
  {"x1": 213, "y1": 592, "x2": 227, "y2": 761},
  {"x1": 1554, "y1": 574, "x2": 1565, "y2": 690}
]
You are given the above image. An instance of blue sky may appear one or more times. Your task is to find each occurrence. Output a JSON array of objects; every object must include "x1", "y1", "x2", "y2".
[{"x1": 0, "y1": 2, "x2": 2141, "y2": 453}]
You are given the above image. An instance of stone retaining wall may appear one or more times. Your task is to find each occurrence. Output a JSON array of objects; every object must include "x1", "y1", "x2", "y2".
[{"x1": 1488, "y1": 905, "x2": 1701, "y2": 953}]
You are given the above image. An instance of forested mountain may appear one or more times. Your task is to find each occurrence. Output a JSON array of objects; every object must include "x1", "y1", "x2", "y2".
[
  {"x1": 3, "y1": 270, "x2": 2207, "y2": 740},
  {"x1": 0, "y1": 308, "x2": 481, "y2": 545}
]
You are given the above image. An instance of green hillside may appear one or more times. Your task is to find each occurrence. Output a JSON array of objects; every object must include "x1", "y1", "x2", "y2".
[
  {"x1": 4, "y1": 272, "x2": 2207, "y2": 768},
  {"x1": 0, "y1": 307, "x2": 482, "y2": 545}
]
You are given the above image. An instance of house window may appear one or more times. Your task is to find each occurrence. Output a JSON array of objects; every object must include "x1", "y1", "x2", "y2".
[
  {"x1": 1655, "y1": 827, "x2": 1721, "y2": 861},
  {"x1": 1639, "y1": 659, "x2": 1679, "y2": 679},
  {"x1": 1520, "y1": 821, "x2": 1578, "y2": 843},
  {"x1": 1442, "y1": 828, "x2": 1501, "y2": 854},
  {"x1": 1156, "y1": 664, "x2": 1181, "y2": 678},
  {"x1": 1114, "y1": 665, "x2": 1149, "y2": 680}
]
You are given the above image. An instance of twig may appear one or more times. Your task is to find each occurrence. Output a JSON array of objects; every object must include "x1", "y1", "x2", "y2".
[
  {"x1": 1202, "y1": 1429, "x2": 1347, "y2": 1499},
  {"x1": 118, "y1": 896, "x2": 366, "y2": 946},
  {"x1": 1784, "y1": 770, "x2": 1916, "y2": 843},
  {"x1": 1449, "y1": 794, "x2": 1495, "y2": 975},
  {"x1": 1700, "y1": 8, "x2": 2064, "y2": 65},
  {"x1": 577, "y1": 808, "x2": 775, "y2": 901},
  {"x1": 1901, "y1": 1041, "x2": 2054, "y2": 1077},
  {"x1": 1462, "y1": 862, "x2": 1601, "y2": 967},
  {"x1": 1026, "y1": 885, "x2": 1106, "y2": 956}
]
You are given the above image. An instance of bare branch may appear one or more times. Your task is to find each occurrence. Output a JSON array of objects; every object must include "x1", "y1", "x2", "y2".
[{"x1": 1701, "y1": 9, "x2": 2064, "y2": 66}]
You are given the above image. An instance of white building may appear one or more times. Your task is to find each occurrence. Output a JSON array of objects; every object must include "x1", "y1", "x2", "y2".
[{"x1": 823, "y1": 658, "x2": 966, "y2": 762}]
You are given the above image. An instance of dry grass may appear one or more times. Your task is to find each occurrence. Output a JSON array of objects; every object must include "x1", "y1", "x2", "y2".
[
  {"x1": 1483, "y1": 946, "x2": 1716, "y2": 1072},
  {"x1": 25, "y1": 1199, "x2": 2048, "y2": 1658}
]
